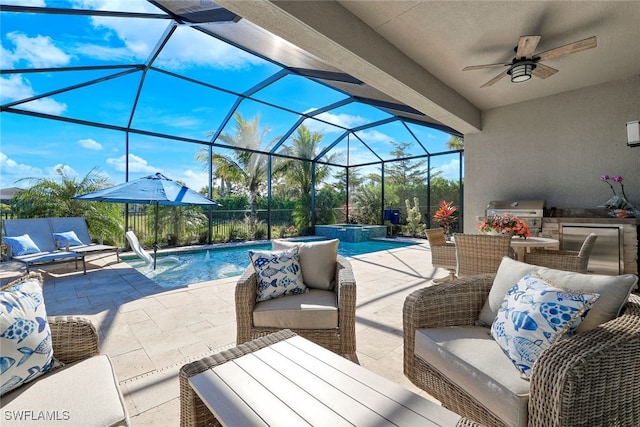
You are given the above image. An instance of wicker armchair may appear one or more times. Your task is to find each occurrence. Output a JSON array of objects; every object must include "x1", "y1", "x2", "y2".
[
  {"x1": 403, "y1": 274, "x2": 640, "y2": 427},
  {"x1": 425, "y1": 228, "x2": 457, "y2": 282},
  {"x1": 524, "y1": 232, "x2": 597, "y2": 273},
  {"x1": 1, "y1": 273, "x2": 100, "y2": 363},
  {"x1": 235, "y1": 255, "x2": 357, "y2": 361},
  {"x1": 454, "y1": 234, "x2": 513, "y2": 277},
  {"x1": 1, "y1": 272, "x2": 129, "y2": 426}
]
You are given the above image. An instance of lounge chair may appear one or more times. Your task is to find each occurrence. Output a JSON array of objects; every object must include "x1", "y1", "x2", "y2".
[
  {"x1": 50, "y1": 216, "x2": 120, "y2": 262},
  {"x1": 3, "y1": 218, "x2": 86, "y2": 274}
]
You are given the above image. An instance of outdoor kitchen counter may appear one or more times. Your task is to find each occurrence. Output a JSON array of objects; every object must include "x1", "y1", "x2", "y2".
[
  {"x1": 543, "y1": 217, "x2": 640, "y2": 225},
  {"x1": 541, "y1": 217, "x2": 639, "y2": 275}
]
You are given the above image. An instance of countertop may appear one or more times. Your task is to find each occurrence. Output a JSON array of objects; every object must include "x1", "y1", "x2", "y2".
[{"x1": 543, "y1": 217, "x2": 640, "y2": 225}]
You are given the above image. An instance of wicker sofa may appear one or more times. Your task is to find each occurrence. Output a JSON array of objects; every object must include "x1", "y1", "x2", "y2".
[
  {"x1": 404, "y1": 258, "x2": 640, "y2": 427},
  {"x1": 0, "y1": 273, "x2": 129, "y2": 426}
]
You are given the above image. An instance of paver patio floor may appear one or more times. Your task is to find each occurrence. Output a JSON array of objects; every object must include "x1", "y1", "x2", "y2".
[{"x1": 0, "y1": 239, "x2": 445, "y2": 425}]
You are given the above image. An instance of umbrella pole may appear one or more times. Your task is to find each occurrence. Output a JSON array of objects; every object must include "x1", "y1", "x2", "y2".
[{"x1": 153, "y1": 202, "x2": 158, "y2": 270}]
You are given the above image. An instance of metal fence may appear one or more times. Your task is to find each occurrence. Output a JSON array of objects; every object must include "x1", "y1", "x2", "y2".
[{"x1": 126, "y1": 208, "x2": 297, "y2": 247}]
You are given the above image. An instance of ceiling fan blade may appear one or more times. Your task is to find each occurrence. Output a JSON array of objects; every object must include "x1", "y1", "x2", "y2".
[
  {"x1": 536, "y1": 36, "x2": 597, "y2": 61},
  {"x1": 532, "y1": 63, "x2": 559, "y2": 79},
  {"x1": 481, "y1": 70, "x2": 508, "y2": 88},
  {"x1": 463, "y1": 63, "x2": 510, "y2": 71},
  {"x1": 516, "y1": 35, "x2": 541, "y2": 59}
]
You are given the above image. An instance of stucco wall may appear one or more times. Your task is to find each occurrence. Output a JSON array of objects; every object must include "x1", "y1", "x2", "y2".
[{"x1": 463, "y1": 75, "x2": 640, "y2": 231}]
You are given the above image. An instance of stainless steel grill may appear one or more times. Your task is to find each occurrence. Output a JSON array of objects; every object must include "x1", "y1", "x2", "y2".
[{"x1": 486, "y1": 200, "x2": 546, "y2": 234}]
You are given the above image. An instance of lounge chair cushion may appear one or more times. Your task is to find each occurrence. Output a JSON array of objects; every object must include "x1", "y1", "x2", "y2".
[
  {"x1": 478, "y1": 257, "x2": 638, "y2": 332},
  {"x1": 271, "y1": 239, "x2": 338, "y2": 290},
  {"x1": 1, "y1": 355, "x2": 128, "y2": 427},
  {"x1": 0, "y1": 277, "x2": 54, "y2": 395},
  {"x1": 415, "y1": 326, "x2": 530, "y2": 427},
  {"x1": 2, "y1": 234, "x2": 41, "y2": 256},
  {"x1": 249, "y1": 247, "x2": 306, "y2": 302},
  {"x1": 52, "y1": 231, "x2": 83, "y2": 247},
  {"x1": 253, "y1": 289, "x2": 338, "y2": 329},
  {"x1": 490, "y1": 272, "x2": 599, "y2": 379}
]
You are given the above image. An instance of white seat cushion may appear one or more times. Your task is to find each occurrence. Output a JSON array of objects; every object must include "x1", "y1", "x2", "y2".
[
  {"x1": 253, "y1": 289, "x2": 338, "y2": 329},
  {"x1": 1, "y1": 355, "x2": 129, "y2": 426},
  {"x1": 415, "y1": 326, "x2": 530, "y2": 427}
]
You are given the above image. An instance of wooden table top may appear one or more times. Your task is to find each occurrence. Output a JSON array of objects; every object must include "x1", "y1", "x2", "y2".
[
  {"x1": 509, "y1": 236, "x2": 559, "y2": 247},
  {"x1": 189, "y1": 335, "x2": 464, "y2": 427}
]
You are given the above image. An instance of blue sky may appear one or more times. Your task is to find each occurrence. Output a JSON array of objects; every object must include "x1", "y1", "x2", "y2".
[{"x1": 0, "y1": 0, "x2": 461, "y2": 192}]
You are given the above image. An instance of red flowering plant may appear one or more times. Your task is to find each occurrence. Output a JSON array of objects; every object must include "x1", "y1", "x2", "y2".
[
  {"x1": 432, "y1": 200, "x2": 457, "y2": 235},
  {"x1": 600, "y1": 174, "x2": 634, "y2": 209},
  {"x1": 476, "y1": 212, "x2": 531, "y2": 239}
]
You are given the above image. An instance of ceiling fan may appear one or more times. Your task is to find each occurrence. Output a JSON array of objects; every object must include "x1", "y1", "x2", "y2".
[{"x1": 463, "y1": 35, "x2": 597, "y2": 88}]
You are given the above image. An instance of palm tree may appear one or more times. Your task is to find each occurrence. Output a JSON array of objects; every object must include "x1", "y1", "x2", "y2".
[
  {"x1": 12, "y1": 167, "x2": 123, "y2": 244},
  {"x1": 279, "y1": 125, "x2": 341, "y2": 233},
  {"x1": 196, "y1": 113, "x2": 280, "y2": 231},
  {"x1": 447, "y1": 135, "x2": 464, "y2": 150}
]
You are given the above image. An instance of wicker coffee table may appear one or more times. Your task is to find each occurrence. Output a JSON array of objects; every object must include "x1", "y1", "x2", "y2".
[{"x1": 180, "y1": 330, "x2": 482, "y2": 427}]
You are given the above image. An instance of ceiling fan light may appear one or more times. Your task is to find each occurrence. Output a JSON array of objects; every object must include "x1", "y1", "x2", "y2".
[{"x1": 509, "y1": 63, "x2": 533, "y2": 83}]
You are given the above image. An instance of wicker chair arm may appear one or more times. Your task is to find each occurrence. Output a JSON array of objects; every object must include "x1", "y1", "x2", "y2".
[
  {"x1": 179, "y1": 329, "x2": 297, "y2": 427},
  {"x1": 235, "y1": 265, "x2": 258, "y2": 345},
  {"x1": 529, "y1": 294, "x2": 640, "y2": 427},
  {"x1": 48, "y1": 315, "x2": 99, "y2": 364},
  {"x1": 523, "y1": 251, "x2": 583, "y2": 272},
  {"x1": 403, "y1": 274, "x2": 495, "y2": 377},
  {"x1": 336, "y1": 255, "x2": 357, "y2": 355}
]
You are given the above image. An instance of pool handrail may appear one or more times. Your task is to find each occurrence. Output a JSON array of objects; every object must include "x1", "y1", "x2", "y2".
[{"x1": 125, "y1": 231, "x2": 154, "y2": 264}]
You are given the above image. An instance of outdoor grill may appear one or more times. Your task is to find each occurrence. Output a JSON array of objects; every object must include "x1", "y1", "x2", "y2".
[{"x1": 485, "y1": 200, "x2": 546, "y2": 234}]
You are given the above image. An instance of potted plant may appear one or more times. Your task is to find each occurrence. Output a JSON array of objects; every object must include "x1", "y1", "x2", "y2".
[
  {"x1": 432, "y1": 200, "x2": 457, "y2": 236},
  {"x1": 476, "y1": 212, "x2": 531, "y2": 239}
]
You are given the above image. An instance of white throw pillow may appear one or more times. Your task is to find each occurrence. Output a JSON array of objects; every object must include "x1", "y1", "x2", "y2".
[
  {"x1": 0, "y1": 277, "x2": 54, "y2": 395},
  {"x1": 271, "y1": 239, "x2": 339, "y2": 290},
  {"x1": 491, "y1": 273, "x2": 599, "y2": 379},
  {"x1": 249, "y1": 247, "x2": 307, "y2": 302}
]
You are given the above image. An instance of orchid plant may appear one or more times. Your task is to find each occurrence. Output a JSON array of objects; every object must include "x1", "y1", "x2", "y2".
[{"x1": 600, "y1": 175, "x2": 634, "y2": 209}]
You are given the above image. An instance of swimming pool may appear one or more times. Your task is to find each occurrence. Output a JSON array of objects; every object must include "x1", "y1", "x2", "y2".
[{"x1": 123, "y1": 239, "x2": 418, "y2": 288}]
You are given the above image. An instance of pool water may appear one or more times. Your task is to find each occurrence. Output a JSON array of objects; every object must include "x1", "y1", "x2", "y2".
[{"x1": 123, "y1": 239, "x2": 418, "y2": 288}]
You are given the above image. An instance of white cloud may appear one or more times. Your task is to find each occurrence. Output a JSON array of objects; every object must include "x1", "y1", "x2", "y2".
[
  {"x1": 308, "y1": 111, "x2": 368, "y2": 133},
  {"x1": 66, "y1": 1, "x2": 260, "y2": 70},
  {"x1": 434, "y1": 158, "x2": 461, "y2": 181},
  {"x1": 47, "y1": 164, "x2": 79, "y2": 179},
  {"x1": 78, "y1": 138, "x2": 103, "y2": 150},
  {"x1": 0, "y1": 44, "x2": 16, "y2": 69},
  {"x1": 182, "y1": 169, "x2": 210, "y2": 192},
  {"x1": 0, "y1": 74, "x2": 67, "y2": 114},
  {"x1": 0, "y1": 151, "x2": 43, "y2": 185},
  {"x1": 6, "y1": 31, "x2": 71, "y2": 68},
  {"x1": 106, "y1": 153, "x2": 157, "y2": 173},
  {"x1": 155, "y1": 26, "x2": 261, "y2": 70},
  {"x1": 357, "y1": 129, "x2": 395, "y2": 144}
]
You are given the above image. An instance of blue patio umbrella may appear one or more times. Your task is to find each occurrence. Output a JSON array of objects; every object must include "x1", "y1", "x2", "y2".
[{"x1": 74, "y1": 172, "x2": 220, "y2": 269}]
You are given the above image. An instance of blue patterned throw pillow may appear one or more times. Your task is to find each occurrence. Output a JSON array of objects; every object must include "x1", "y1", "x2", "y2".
[
  {"x1": 2, "y1": 234, "x2": 40, "y2": 256},
  {"x1": 249, "y1": 247, "x2": 306, "y2": 302},
  {"x1": 0, "y1": 276, "x2": 54, "y2": 396},
  {"x1": 490, "y1": 272, "x2": 599, "y2": 379},
  {"x1": 53, "y1": 230, "x2": 83, "y2": 248}
]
